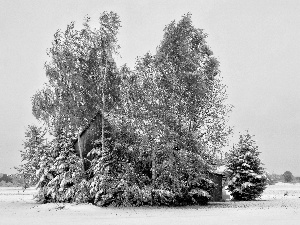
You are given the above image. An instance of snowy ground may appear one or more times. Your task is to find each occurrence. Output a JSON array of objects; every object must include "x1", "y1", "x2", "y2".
[{"x1": 1, "y1": 183, "x2": 300, "y2": 225}]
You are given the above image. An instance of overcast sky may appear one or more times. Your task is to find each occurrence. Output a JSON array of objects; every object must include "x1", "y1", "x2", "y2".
[{"x1": 1, "y1": 0, "x2": 300, "y2": 175}]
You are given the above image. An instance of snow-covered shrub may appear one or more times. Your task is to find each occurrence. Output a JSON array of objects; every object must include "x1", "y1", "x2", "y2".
[
  {"x1": 151, "y1": 189, "x2": 175, "y2": 206},
  {"x1": 226, "y1": 133, "x2": 267, "y2": 200},
  {"x1": 152, "y1": 149, "x2": 215, "y2": 206}
]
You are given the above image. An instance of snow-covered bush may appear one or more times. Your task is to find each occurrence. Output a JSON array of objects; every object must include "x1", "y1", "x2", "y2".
[
  {"x1": 226, "y1": 133, "x2": 267, "y2": 200},
  {"x1": 147, "y1": 148, "x2": 215, "y2": 206}
]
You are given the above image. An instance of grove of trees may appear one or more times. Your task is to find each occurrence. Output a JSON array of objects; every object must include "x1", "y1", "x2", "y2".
[{"x1": 19, "y1": 12, "x2": 233, "y2": 206}]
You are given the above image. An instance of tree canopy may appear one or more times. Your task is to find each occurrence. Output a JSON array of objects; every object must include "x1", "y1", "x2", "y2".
[{"x1": 32, "y1": 12, "x2": 121, "y2": 135}]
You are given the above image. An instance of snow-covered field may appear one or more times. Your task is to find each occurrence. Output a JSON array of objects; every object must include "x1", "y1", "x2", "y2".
[{"x1": 1, "y1": 183, "x2": 300, "y2": 225}]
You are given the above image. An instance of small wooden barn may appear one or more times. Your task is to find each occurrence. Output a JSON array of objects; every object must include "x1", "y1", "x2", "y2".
[
  {"x1": 73, "y1": 112, "x2": 112, "y2": 170},
  {"x1": 209, "y1": 172, "x2": 224, "y2": 202}
]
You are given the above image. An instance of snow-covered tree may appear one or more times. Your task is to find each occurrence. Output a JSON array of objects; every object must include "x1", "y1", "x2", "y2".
[
  {"x1": 17, "y1": 125, "x2": 48, "y2": 188},
  {"x1": 35, "y1": 126, "x2": 89, "y2": 203},
  {"x1": 226, "y1": 133, "x2": 267, "y2": 200},
  {"x1": 283, "y1": 171, "x2": 294, "y2": 183},
  {"x1": 25, "y1": 12, "x2": 231, "y2": 207}
]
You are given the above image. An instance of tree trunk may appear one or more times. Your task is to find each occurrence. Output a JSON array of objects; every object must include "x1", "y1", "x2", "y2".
[
  {"x1": 152, "y1": 145, "x2": 156, "y2": 186},
  {"x1": 77, "y1": 131, "x2": 85, "y2": 172},
  {"x1": 101, "y1": 57, "x2": 107, "y2": 153},
  {"x1": 151, "y1": 142, "x2": 156, "y2": 206}
]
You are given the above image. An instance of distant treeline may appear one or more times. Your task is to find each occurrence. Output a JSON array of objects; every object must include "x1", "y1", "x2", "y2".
[
  {"x1": 266, "y1": 172, "x2": 300, "y2": 184},
  {"x1": 0, "y1": 173, "x2": 24, "y2": 187}
]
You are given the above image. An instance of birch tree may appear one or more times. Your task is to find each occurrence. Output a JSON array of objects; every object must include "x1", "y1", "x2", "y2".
[
  {"x1": 32, "y1": 12, "x2": 121, "y2": 162},
  {"x1": 154, "y1": 13, "x2": 231, "y2": 158},
  {"x1": 31, "y1": 12, "x2": 122, "y2": 203}
]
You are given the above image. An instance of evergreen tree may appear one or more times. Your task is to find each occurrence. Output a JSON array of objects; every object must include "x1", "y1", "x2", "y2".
[
  {"x1": 87, "y1": 123, "x2": 148, "y2": 206},
  {"x1": 226, "y1": 133, "x2": 267, "y2": 200},
  {"x1": 17, "y1": 125, "x2": 48, "y2": 188},
  {"x1": 35, "y1": 126, "x2": 88, "y2": 203}
]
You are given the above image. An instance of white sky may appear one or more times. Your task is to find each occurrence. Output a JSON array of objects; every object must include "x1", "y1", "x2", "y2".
[{"x1": 1, "y1": 0, "x2": 300, "y2": 175}]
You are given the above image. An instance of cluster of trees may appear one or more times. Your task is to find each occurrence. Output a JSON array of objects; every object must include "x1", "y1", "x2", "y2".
[
  {"x1": 18, "y1": 11, "x2": 268, "y2": 205},
  {"x1": 265, "y1": 171, "x2": 295, "y2": 184},
  {"x1": 265, "y1": 173, "x2": 283, "y2": 184},
  {"x1": 18, "y1": 12, "x2": 231, "y2": 206},
  {"x1": 0, "y1": 174, "x2": 13, "y2": 184},
  {"x1": 0, "y1": 174, "x2": 24, "y2": 187}
]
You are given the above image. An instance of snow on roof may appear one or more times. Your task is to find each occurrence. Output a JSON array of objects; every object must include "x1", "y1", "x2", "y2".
[{"x1": 215, "y1": 165, "x2": 226, "y2": 174}]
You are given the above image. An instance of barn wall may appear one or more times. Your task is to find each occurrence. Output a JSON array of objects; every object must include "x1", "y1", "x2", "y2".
[
  {"x1": 74, "y1": 113, "x2": 103, "y2": 159},
  {"x1": 209, "y1": 173, "x2": 223, "y2": 202}
]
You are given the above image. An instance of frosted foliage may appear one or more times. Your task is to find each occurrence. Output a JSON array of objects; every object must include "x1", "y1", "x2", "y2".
[{"x1": 226, "y1": 133, "x2": 267, "y2": 200}]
